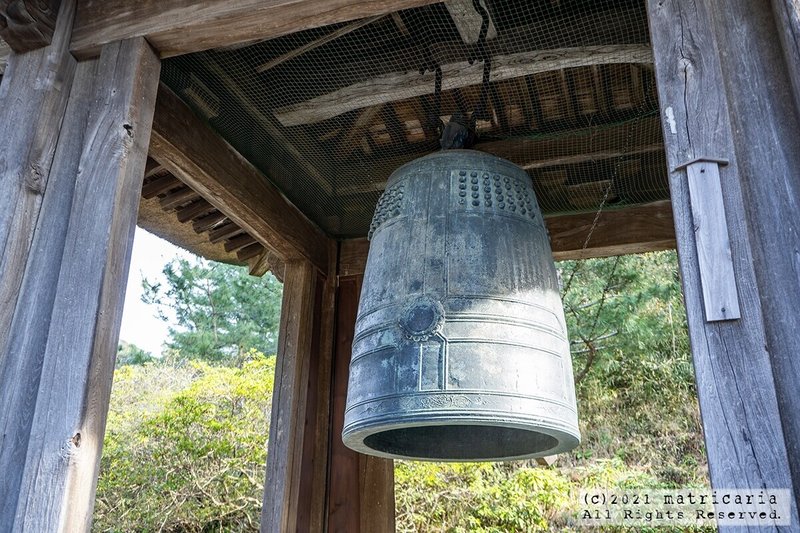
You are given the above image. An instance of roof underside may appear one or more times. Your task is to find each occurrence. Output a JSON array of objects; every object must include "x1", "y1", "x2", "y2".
[{"x1": 155, "y1": 0, "x2": 666, "y2": 240}]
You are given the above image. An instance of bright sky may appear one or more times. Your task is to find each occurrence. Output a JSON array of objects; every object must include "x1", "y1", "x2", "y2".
[{"x1": 119, "y1": 228, "x2": 193, "y2": 356}]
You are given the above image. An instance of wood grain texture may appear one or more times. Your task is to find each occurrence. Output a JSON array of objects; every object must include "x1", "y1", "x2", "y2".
[
  {"x1": 0, "y1": 0, "x2": 75, "y2": 364},
  {"x1": 328, "y1": 276, "x2": 363, "y2": 533},
  {"x1": 296, "y1": 243, "x2": 338, "y2": 532},
  {"x1": 444, "y1": 0, "x2": 496, "y2": 44},
  {"x1": 683, "y1": 161, "x2": 740, "y2": 321},
  {"x1": 0, "y1": 0, "x2": 61, "y2": 53},
  {"x1": 275, "y1": 44, "x2": 653, "y2": 126},
  {"x1": 710, "y1": 0, "x2": 800, "y2": 510},
  {"x1": 546, "y1": 201, "x2": 675, "y2": 261},
  {"x1": 648, "y1": 0, "x2": 799, "y2": 526},
  {"x1": 261, "y1": 260, "x2": 317, "y2": 533},
  {"x1": 72, "y1": 0, "x2": 441, "y2": 59},
  {"x1": 771, "y1": 0, "x2": 800, "y2": 113},
  {"x1": 327, "y1": 275, "x2": 395, "y2": 533},
  {"x1": 0, "y1": 37, "x2": 160, "y2": 530},
  {"x1": 149, "y1": 84, "x2": 331, "y2": 274}
]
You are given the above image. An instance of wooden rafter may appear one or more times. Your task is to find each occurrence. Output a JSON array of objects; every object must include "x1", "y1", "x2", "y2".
[
  {"x1": 71, "y1": 0, "x2": 442, "y2": 59},
  {"x1": 274, "y1": 44, "x2": 653, "y2": 126},
  {"x1": 149, "y1": 84, "x2": 331, "y2": 274},
  {"x1": 256, "y1": 14, "x2": 385, "y2": 73},
  {"x1": 336, "y1": 116, "x2": 663, "y2": 194},
  {"x1": 201, "y1": 55, "x2": 335, "y2": 196}
]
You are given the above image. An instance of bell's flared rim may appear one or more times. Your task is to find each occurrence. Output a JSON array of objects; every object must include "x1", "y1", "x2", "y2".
[{"x1": 342, "y1": 415, "x2": 581, "y2": 462}]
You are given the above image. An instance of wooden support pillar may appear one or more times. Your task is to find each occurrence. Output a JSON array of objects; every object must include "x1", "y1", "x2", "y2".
[
  {"x1": 0, "y1": 15, "x2": 160, "y2": 532},
  {"x1": 648, "y1": 0, "x2": 800, "y2": 525},
  {"x1": 708, "y1": 1, "x2": 800, "y2": 512},
  {"x1": 327, "y1": 274, "x2": 395, "y2": 533},
  {"x1": 262, "y1": 260, "x2": 317, "y2": 532},
  {"x1": 261, "y1": 241, "x2": 338, "y2": 533}
]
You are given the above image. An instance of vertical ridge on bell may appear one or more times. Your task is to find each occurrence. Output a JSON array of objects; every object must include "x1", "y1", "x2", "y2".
[
  {"x1": 418, "y1": 339, "x2": 444, "y2": 391},
  {"x1": 343, "y1": 149, "x2": 580, "y2": 462}
]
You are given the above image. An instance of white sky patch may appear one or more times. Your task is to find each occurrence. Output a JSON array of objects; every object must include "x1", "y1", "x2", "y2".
[{"x1": 120, "y1": 228, "x2": 195, "y2": 356}]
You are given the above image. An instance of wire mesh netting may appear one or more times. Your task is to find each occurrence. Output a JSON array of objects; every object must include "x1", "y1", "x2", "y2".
[{"x1": 161, "y1": 0, "x2": 665, "y2": 238}]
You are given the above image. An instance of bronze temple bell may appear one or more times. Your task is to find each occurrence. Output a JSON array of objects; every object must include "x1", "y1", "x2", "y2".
[{"x1": 342, "y1": 150, "x2": 580, "y2": 461}]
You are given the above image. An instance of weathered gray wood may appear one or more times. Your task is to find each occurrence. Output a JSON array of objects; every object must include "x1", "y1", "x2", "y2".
[
  {"x1": 444, "y1": 0, "x2": 496, "y2": 44},
  {"x1": 0, "y1": 0, "x2": 61, "y2": 53},
  {"x1": 0, "y1": 0, "x2": 75, "y2": 362},
  {"x1": 71, "y1": 0, "x2": 441, "y2": 58},
  {"x1": 261, "y1": 260, "x2": 317, "y2": 533},
  {"x1": 149, "y1": 84, "x2": 331, "y2": 274},
  {"x1": 683, "y1": 160, "x2": 740, "y2": 321},
  {"x1": 0, "y1": 36, "x2": 160, "y2": 531},
  {"x1": 709, "y1": 0, "x2": 800, "y2": 511},
  {"x1": 274, "y1": 44, "x2": 653, "y2": 126},
  {"x1": 648, "y1": 0, "x2": 799, "y2": 527},
  {"x1": 256, "y1": 14, "x2": 385, "y2": 73},
  {"x1": 327, "y1": 274, "x2": 394, "y2": 533},
  {"x1": 771, "y1": 0, "x2": 800, "y2": 114}
]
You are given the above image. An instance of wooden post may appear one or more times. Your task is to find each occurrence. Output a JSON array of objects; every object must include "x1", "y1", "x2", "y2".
[
  {"x1": 707, "y1": 1, "x2": 800, "y2": 511},
  {"x1": 327, "y1": 274, "x2": 395, "y2": 533},
  {"x1": 0, "y1": 31, "x2": 160, "y2": 533},
  {"x1": 647, "y1": 0, "x2": 800, "y2": 525},
  {"x1": 262, "y1": 260, "x2": 317, "y2": 532},
  {"x1": 0, "y1": 0, "x2": 76, "y2": 361}
]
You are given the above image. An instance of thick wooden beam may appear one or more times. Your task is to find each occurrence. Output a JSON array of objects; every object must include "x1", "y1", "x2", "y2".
[
  {"x1": 275, "y1": 44, "x2": 653, "y2": 126},
  {"x1": 149, "y1": 83, "x2": 331, "y2": 274},
  {"x1": 648, "y1": 0, "x2": 799, "y2": 524},
  {"x1": 0, "y1": 0, "x2": 75, "y2": 360},
  {"x1": 71, "y1": 0, "x2": 441, "y2": 59},
  {"x1": 261, "y1": 260, "x2": 317, "y2": 532},
  {"x1": 0, "y1": 35, "x2": 160, "y2": 530},
  {"x1": 338, "y1": 201, "x2": 676, "y2": 275},
  {"x1": 0, "y1": 0, "x2": 61, "y2": 53},
  {"x1": 328, "y1": 274, "x2": 395, "y2": 533},
  {"x1": 709, "y1": 0, "x2": 800, "y2": 510},
  {"x1": 547, "y1": 201, "x2": 675, "y2": 260}
]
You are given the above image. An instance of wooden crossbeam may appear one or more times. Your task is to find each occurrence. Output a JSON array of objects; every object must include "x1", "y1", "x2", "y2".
[
  {"x1": 337, "y1": 201, "x2": 676, "y2": 275},
  {"x1": 149, "y1": 84, "x2": 331, "y2": 274},
  {"x1": 256, "y1": 15, "x2": 385, "y2": 73},
  {"x1": 275, "y1": 44, "x2": 653, "y2": 126},
  {"x1": 71, "y1": 0, "x2": 441, "y2": 59}
]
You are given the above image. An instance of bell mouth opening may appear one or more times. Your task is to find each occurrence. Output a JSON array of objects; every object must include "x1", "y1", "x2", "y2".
[{"x1": 361, "y1": 424, "x2": 560, "y2": 461}]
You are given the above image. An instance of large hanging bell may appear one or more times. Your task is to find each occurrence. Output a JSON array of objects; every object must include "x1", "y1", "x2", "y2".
[{"x1": 342, "y1": 150, "x2": 580, "y2": 461}]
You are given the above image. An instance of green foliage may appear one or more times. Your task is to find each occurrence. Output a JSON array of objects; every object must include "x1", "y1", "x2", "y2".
[
  {"x1": 116, "y1": 340, "x2": 154, "y2": 367},
  {"x1": 98, "y1": 251, "x2": 709, "y2": 532},
  {"x1": 94, "y1": 352, "x2": 275, "y2": 532},
  {"x1": 142, "y1": 258, "x2": 282, "y2": 363}
]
